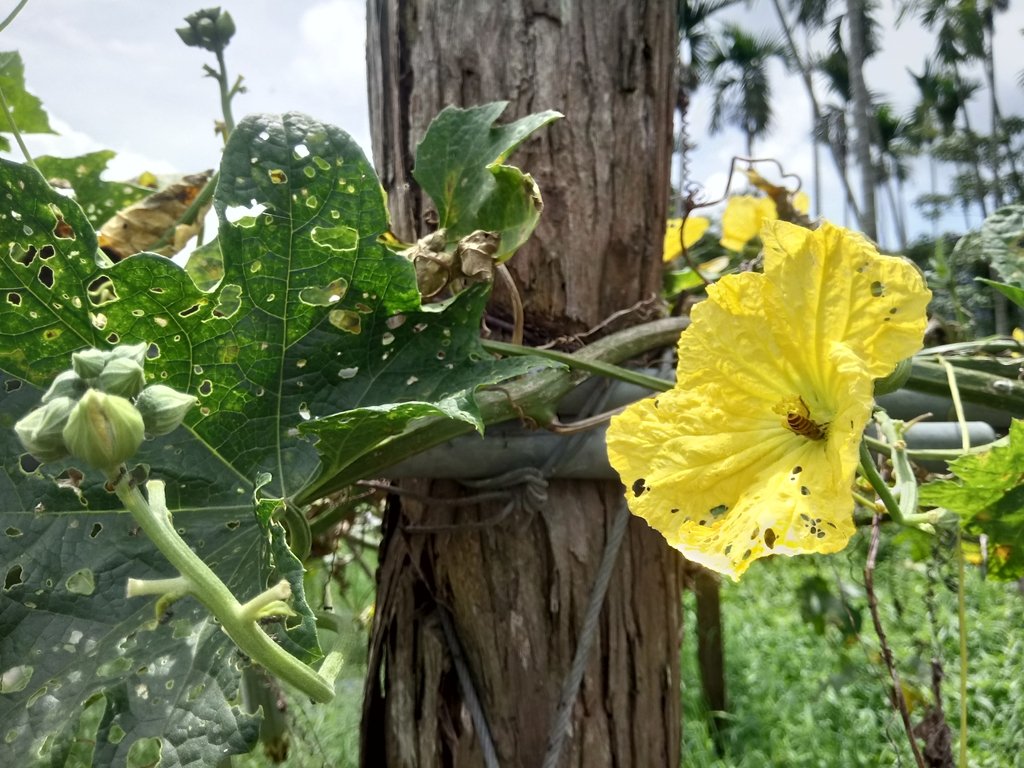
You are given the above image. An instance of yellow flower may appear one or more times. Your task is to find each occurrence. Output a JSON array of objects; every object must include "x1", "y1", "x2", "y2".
[
  {"x1": 663, "y1": 216, "x2": 710, "y2": 262},
  {"x1": 719, "y1": 195, "x2": 777, "y2": 251},
  {"x1": 607, "y1": 221, "x2": 931, "y2": 579}
]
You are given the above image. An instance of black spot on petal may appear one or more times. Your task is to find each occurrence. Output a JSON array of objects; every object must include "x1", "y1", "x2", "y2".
[
  {"x1": 764, "y1": 528, "x2": 776, "y2": 549},
  {"x1": 800, "y1": 486, "x2": 810, "y2": 496},
  {"x1": 631, "y1": 478, "x2": 646, "y2": 498}
]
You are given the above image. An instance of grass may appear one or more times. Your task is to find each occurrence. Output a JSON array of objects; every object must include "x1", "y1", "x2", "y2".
[
  {"x1": 680, "y1": 529, "x2": 1024, "y2": 767},
  {"x1": 235, "y1": 528, "x2": 1024, "y2": 766}
]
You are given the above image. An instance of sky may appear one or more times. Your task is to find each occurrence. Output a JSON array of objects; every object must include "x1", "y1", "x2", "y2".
[{"x1": 4, "y1": 1, "x2": 1024, "y2": 251}]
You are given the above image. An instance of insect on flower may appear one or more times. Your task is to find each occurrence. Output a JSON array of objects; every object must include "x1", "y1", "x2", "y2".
[{"x1": 775, "y1": 395, "x2": 828, "y2": 441}]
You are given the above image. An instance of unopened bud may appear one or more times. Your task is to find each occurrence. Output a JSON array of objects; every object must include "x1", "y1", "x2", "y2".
[
  {"x1": 42, "y1": 370, "x2": 87, "y2": 403},
  {"x1": 15, "y1": 396, "x2": 75, "y2": 462},
  {"x1": 135, "y1": 385, "x2": 197, "y2": 436},
  {"x1": 214, "y1": 10, "x2": 236, "y2": 42},
  {"x1": 63, "y1": 389, "x2": 145, "y2": 472},
  {"x1": 71, "y1": 348, "x2": 108, "y2": 380},
  {"x1": 874, "y1": 357, "x2": 913, "y2": 396},
  {"x1": 108, "y1": 343, "x2": 149, "y2": 368},
  {"x1": 97, "y1": 357, "x2": 146, "y2": 399}
]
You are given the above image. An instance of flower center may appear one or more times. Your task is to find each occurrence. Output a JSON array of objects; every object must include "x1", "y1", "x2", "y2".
[{"x1": 773, "y1": 395, "x2": 828, "y2": 441}]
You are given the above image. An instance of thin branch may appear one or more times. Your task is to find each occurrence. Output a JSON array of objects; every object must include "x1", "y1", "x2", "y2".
[{"x1": 864, "y1": 512, "x2": 927, "y2": 768}]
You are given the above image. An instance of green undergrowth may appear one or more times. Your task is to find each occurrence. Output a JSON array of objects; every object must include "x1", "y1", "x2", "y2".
[
  {"x1": 233, "y1": 536, "x2": 376, "y2": 768},
  {"x1": 681, "y1": 531, "x2": 1024, "y2": 767}
]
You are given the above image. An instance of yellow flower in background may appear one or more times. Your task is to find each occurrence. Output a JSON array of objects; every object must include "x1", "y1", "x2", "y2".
[
  {"x1": 607, "y1": 220, "x2": 931, "y2": 579},
  {"x1": 663, "y1": 216, "x2": 710, "y2": 262},
  {"x1": 719, "y1": 196, "x2": 776, "y2": 251},
  {"x1": 719, "y1": 192, "x2": 811, "y2": 252}
]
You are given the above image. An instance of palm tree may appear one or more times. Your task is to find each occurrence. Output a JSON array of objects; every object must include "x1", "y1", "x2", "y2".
[
  {"x1": 846, "y1": 0, "x2": 877, "y2": 240},
  {"x1": 872, "y1": 102, "x2": 912, "y2": 249},
  {"x1": 703, "y1": 24, "x2": 788, "y2": 157},
  {"x1": 675, "y1": 0, "x2": 745, "y2": 214},
  {"x1": 899, "y1": 0, "x2": 1019, "y2": 206}
]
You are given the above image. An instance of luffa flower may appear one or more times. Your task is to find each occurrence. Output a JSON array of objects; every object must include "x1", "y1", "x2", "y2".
[
  {"x1": 607, "y1": 220, "x2": 931, "y2": 579},
  {"x1": 719, "y1": 192, "x2": 810, "y2": 252},
  {"x1": 663, "y1": 216, "x2": 710, "y2": 262}
]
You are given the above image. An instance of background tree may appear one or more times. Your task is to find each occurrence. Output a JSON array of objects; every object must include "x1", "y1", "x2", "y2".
[
  {"x1": 704, "y1": 24, "x2": 788, "y2": 156},
  {"x1": 363, "y1": 2, "x2": 682, "y2": 766}
]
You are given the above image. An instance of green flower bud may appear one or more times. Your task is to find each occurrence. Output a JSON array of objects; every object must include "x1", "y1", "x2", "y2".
[
  {"x1": 71, "y1": 348, "x2": 109, "y2": 380},
  {"x1": 63, "y1": 389, "x2": 145, "y2": 472},
  {"x1": 15, "y1": 396, "x2": 75, "y2": 462},
  {"x1": 135, "y1": 385, "x2": 197, "y2": 436},
  {"x1": 874, "y1": 357, "x2": 913, "y2": 396},
  {"x1": 197, "y1": 16, "x2": 216, "y2": 40},
  {"x1": 107, "y1": 342, "x2": 149, "y2": 368},
  {"x1": 97, "y1": 357, "x2": 146, "y2": 398},
  {"x1": 41, "y1": 370, "x2": 87, "y2": 403},
  {"x1": 214, "y1": 10, "x2": 236, "y2": 43},
  {"x1": 176, "y1": 24, "x2": 200, "y2": 46}
]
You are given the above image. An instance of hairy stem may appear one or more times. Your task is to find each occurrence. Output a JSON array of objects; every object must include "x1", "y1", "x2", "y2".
[{"x1": 115, "y1": 474, "x2": 334, "y2": 702}]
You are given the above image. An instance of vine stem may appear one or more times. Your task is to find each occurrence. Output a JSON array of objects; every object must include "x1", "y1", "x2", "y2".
[
  {"x1": 112, "y1": 473, "x2": 334, "y2": 702},
  {"x1": 956, "y1": 530, "x2": 969, "y2": 768},
  {"x1": 0, "y1": 0, "x2": 30, "y2": 34},
  {"x1": 864, "y1": 513, "x2": 927, "y2": 768},
  {"x1": 0, "y1": 84, "x2": 36, "y2": 171}
]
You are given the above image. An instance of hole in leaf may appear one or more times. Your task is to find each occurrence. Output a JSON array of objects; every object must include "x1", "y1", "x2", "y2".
[
  {"x1": 89, "y1": 523, "x2": 102, "y2": 539},
  {"x1": 38, "y1": 245, "x2": 55, "y2": 260},
  {"x1": 405, "y1": 375, "x2": 418, "y2": 385},
  {"x1": 87, "y1": 276, "x2": 118, "y2": 306},
  {"x1": 310, "y1": 225, "x2": 358, "y2": 253},
  {"x1": 293, "y1": 143, "x2": 310, "y2": 159},
  {"x1": 178, "y1": 304, "x2": 200, "y2": 317},
  {"x1": 6, "y1": 292, "x2": 20, "y2": 306},
  {"x1": 4, "y1": 378, "x2": 21, "y2": 391},
  {"x1": 386, "y1": 314, "x2": 407, "y2": 330},
  {"x1": 268, "y1": 169, "x2": 287, "y2": 184},
  {"x1": 0, "y1": 664, "x2": 33, "y2": 693},
  {"x1": 65, "y1": 568, "x2": 95, "y2": 595},
  {"x1": 298, "y1": 403, "x2": 311, "y2": 420},
  {"x1": 37, "y1": 266, "x2": 54, "y2": 289},
  {"x1": 211, "y1": 283, "x2": 242, "y2": 319},
  {"x1": 328, "y1": 309, "x2": 361, "y2": 334},
  {"x1": 225, "y1": 519, "x2": 240, "y2": 530},
  {"x1": 298, "y1": 277, "x2": 348, "y2": 307},
  {"x1": 5, "y1": 527, "x2": 21, "y2": 538},
  {"x1": 198, "y1": 380, "x2": 212, "y2": 396},
  {"x1": 4, "y1": 565, "x2": 23, "y2": 591},
  {"x1": 11, "y1": 244, "x2": 36, "y2": 266},
  {"x1": 56, "y1": 467, "x2": 85, "y2": 491},
  {"x1": 149, "y1": 286, "x2": 164, "y2": 294},
  {"x1": 146, "y1": 343, "x2": 160, "y2": 359},
  {"x1": 382, "y1": 332, "x2": 395, "y2": 346},
  {"x1": 43, "y1": 328, "x2": 61, "y2": 341},
  {"x1": 106, "y1": 332, "x2": 120, "y2": 344},
  {"x1": 18, "y1": 454, "x2": 40, "y2": 474},
  {"x1": 225, "y1": 200, "x2": 267, "y2": 224},
  {"x1": 51, "y1": 211, "x2": 75, "y2": 239},
  {"x1": 338, "y1": 367, "x2": 358, "y2": 379}
]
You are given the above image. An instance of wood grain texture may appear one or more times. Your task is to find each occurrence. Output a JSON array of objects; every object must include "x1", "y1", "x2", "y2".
[{"x1": 363, "y1": 2, "x2": 682, "y2": 766}]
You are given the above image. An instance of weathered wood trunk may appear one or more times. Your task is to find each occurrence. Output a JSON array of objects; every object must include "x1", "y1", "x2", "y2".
[{"x1": 363, "y1": 2, "x2": 682, "y2": 766}]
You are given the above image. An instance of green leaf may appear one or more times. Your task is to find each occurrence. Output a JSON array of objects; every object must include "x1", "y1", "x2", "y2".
[
  {"x1": 977, "y1": 277, "x2": 1024, "y2": 309},
  {"x1": 183, "y1": 236, "x2": 224, "y2": 292},
  {"x1": 1, "y1": 109, "x2": 559, "y2": 763},
  {"x1": 919, "y1": 419, "x2": 1024, "y2": 580},
  {"x1": 252, "y1": 474, "x2": 321, "y2": 665},
  {"x1": 0, "y1": 373, "x2": 260, "y2": 765},
  {"x1": 413, "y1": 102, "x2": 561, "y2": 260},
  {"x1": 957, "y1": 204, "x2": 1024, "y2": 285},
  {"x1": 35, "y1": 151, "x2": 152, "y2": 228},
  {"x1": 0, "y1": 51, "x2": 54, "y2": 150},
  {"x1": 663, "y1": 268, "x2": 704, "y2": 296}
]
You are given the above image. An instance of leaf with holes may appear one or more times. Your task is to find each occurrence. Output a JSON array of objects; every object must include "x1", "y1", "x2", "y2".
[
  {"x1": 35, "y1": 151, "x2": 152, "y2": 228},
  {"x1": 1, "y1": 108, "x2": 558, "y2": 763},
  {"x1": 0, "y1": 51, "x2": 54, "y2": 153},
  {"x1": 413, "y1": 101, "x2": 561, "y2": 260},
  {"x1": 919, "y1": 419, "x2": 1024, "y2": 580},
  {"x1": 0, "y1": 372, "x2": 261, "y2": 765}
]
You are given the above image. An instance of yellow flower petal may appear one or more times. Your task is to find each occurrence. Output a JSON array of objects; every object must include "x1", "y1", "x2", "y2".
[
  {"x1": 793, "y1": 191, "x2": 810, "y2": 215},
  {"x1": 607, "y1": 219, "x2": 931, "y2": 580},
  {"x1": 663, "y1": 216, "x2": 710, "y2": 262},
  {"x1": 762, "y1": 220, "x2": 932, "y2": 381},
  {"x1": 720, "y1": 196, "x2": 776, "y2": 251}
]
